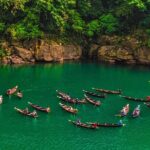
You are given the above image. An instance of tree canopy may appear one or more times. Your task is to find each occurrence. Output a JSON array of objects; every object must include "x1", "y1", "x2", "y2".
[{"x1": 0, "y1": 0, "x2": 150, "y2": 40}]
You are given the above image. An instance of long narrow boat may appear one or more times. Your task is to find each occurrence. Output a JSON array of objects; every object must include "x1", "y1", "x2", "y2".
[
  {"x1": 57, "y1": 96, "x2": 87, "y2": 104},
  {"x1": 14, "y1": 107, "x2": 38, "y2": 118},
  {"x1": 6, "y1": 86, "x2": 18, "y2": 95},
  {"x1": 132, "y1": 105, "x2": 140, "y2": 118},
  {"x1": 57, "y1": 96, "x2": 76, "y2": 103},
  {"x1": 88, "y1": 122, "x2": 125, "y2": 127},
  {"x1": 69, "y1": 120, "x2": 98, "y2": 129},
  {"x1": 28, "y1": 102, "x2": 50, "y2": 113},
  {"x1": 92, "y1": 88, "x2": 122, "y2": 94},
  {"x1": 115, "y1": 104, "x2": 129, "y2": 117},
  {"x1": 121, "y1": 95, "x2": 149, "y2": 102},
  {"x1": 84, "y1": 94, "x2": 101, "y2": 106},
  {"x1": 59, "y1": 103, "x2": 78, "y2": 114},
  {"x1": 56, "y1": 90, "x2": 71, "y2": 99},
  {"x1": 83, "y1": 90, "x2": 106, "y2": 98}
]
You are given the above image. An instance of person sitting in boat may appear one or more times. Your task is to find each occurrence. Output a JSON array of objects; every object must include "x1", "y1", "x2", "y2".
[
  {"x1": 122, "y1": 104, "x2": 129, "y2": 114},
  {"x1": 7, "y1": 89, "x2": 11, "y2": 95},
  {"x1": 76, "y1": 119, "x2": 81, "y2": 124},
  {"x1": 133, "y1": 105, "x2": 140, "y2": 115},
  {"x1": 136, "y1": 105, "x2": 140, "y2": 110},
  {"x1": 46, "y1": 107, "x2": 51, "y2": 112},
  {"x1": 92, "y1": 123, "x2": 98, "y2": 128},
  {"x1": 118, "y1": 120, "x2": 123, "y2": 125},
  {"x1": 31, "y1": 110, "x2": 37, "y2": 116},
  {"x1": 23, "y1": 107, "x2": 29, "y2": 113},
  {"x1": 68, "y1": 106, "x2": 73, "y2": 111},
  {"x1": 17, "y1": 90, "x2": 23, "y2": 98},
  {"x1": 120, "y1": 107, "x2": 127, "y2": 116},
  {"x1": 146, "y1": 96, "x2": 150, "y2": 101}
]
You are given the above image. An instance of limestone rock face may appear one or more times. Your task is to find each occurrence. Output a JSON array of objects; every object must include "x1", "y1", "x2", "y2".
[
  {"x1": 63, "y1": 45, "x2": 82, "y2": 60},
  {"x1": 89, "y1": 35, "x2": 150, "y2": 65},
  {"x1": 98, "y1": 46, "x2": 135, "y2": 64},
  {"x1": 35, "y1": 41, "x2": 82, "y2": 62},
  {"x1": 0, "y1": 39, "x2": 82, "y2": 64},
  {"x1": 35, "y1": 43, "x2": 64, "y2": 62},
  {"x1": 134, "y1": 48, "x2": 150, "y2": 64},
  {"x1": 14, "y1": 47, "x2": 34, "y2": 62},
  {"x1": 10, "y1": 55, "x2": 25, "y2": 64}
]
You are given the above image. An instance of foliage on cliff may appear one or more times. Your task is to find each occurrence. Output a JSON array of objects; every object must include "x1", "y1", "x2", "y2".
[{"x1": 0, "y1": 0, "x2": 150, "y2": 41}]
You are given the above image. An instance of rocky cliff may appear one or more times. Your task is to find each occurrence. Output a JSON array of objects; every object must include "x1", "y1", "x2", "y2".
[
  {"x1": 0, "y1": 39, "x2": 82, "y2": 64},
  {"x1": 89, "y1": 35, "x2": 150, "y2": 65},
  {"x1": 1, "y1": 35, "x2": 150, "y2": 65}
]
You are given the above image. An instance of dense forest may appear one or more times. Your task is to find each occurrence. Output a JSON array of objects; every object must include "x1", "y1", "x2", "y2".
[{"x1": 0, "y1": 0, "x2": 150, "y2": 42}]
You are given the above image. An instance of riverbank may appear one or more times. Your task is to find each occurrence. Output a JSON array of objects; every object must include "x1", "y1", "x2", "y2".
[{"x1": 1, "y1": 34, "x2": 150, "y2": 65}]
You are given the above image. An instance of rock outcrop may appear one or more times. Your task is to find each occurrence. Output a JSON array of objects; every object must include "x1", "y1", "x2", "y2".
[
  {"x1": 1, "y1": 35, "x2": 150, "y2": 65},
  {"x1": 89, "y1": 35, "x2": 150, "y2": 65},
  {"x1": 0, "y1": 40, "x2": 82, "y2": 64}
]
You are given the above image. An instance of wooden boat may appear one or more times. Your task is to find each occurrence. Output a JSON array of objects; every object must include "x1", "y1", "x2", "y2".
[
  {"x1": 69, "y1": 120, "x2": 98, "y2": 129},
  {"x1": 28, "y1": 102, "x2": 50, "y2": 113},
  {"x1": 92, "y1": 88, "x2": 122, "y2": 94},
  {"x1": 132, "y1": 106, "x2": 140, "y2": 118},
  {"x1": 57, "y1": 96, "x2": 87, "y2": 104},
  {"x1": 88, "y1": 122, "x2": 125, "y2": 127},
  {"x1": 116, "y1": 104, "x2": 129, "y2": 117},
  {"x1": 121, "y1": 95, "x2": 149, "y2": 102},
  {"x1": 59, "y1": 103, "x2": 78, "y2": 114},
  {"x1": 6, "y1": 86, "x2": 18, "y2": 95},
  {"x1": 56, "y1": 90, "x2": 70, "y2": 99},
  {"x1": 0, "y1": 95, "x2": 3, "y2": 104},
  {"x1": 56, "y1": 90, "x2": 86, "y2": 104},
  {"x1": 84, "y1": 94, "x2": 101, "y2": 106},
  {"x1": 14, "y1": 107, "x2": 38, "y2": 118},
  {"x1": 83, "y1": 90, "x2": 106, "y2": 98}
]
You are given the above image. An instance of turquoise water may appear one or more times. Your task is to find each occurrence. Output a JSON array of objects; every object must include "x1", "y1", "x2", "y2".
[{"x1": 0, "y1": 62, "x2": 150, "y2": 150}]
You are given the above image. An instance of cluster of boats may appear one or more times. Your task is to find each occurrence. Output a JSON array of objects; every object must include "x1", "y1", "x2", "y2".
[
  {"x1": 2, "y1": 85, "x2": 150, "y2": 129},
  {"x1": 56, "y1": 89, "x2": 126, "y2": 129},
  {"x1": 0, "y1": 85, "x2": 50, "y2": 118},
  {"x1": 6, "y1": 85, "x2": 23, "y2": 98},
  {"x1": 15, "y1": 102, "x2": 50, "y2": 118},
  {"x1": 56, "y1": 87, "x2": 150, "y2": 129},
  {"x1": 0, "y1": 85, "x2": 23, "y2": 105},
  {"x1": 116, "y1": 104, "x2": 141, "y2": 118}
]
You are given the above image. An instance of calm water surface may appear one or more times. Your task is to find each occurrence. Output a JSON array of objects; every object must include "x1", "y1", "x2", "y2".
[{"x1": 0, "y1": 62, "x2": 150, "y2": 150}]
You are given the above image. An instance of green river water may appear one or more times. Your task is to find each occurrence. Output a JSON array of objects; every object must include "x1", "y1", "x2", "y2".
[{"x1": 0, "y1": 62, "x2": 150, "y2": 150}]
